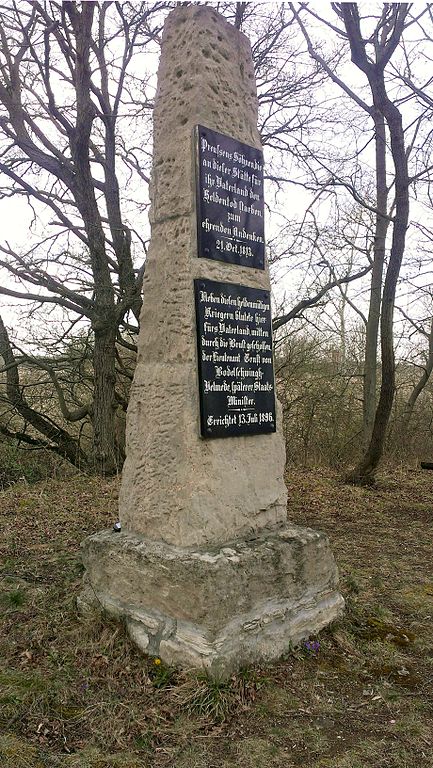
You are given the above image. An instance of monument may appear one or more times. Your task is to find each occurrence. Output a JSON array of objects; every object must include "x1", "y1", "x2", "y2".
[{"x1": 79, "y1": 6, "x2": 343, "y2": 675}]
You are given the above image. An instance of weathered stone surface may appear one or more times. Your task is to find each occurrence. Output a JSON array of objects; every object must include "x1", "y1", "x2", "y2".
[
  {"x1": 119, "y1": 5, "x2": 287, "y2": 548},
  {"x1": 79, "y1": 6, "x2": 344, "y2": 676},
  {"x1": 80, "y1": 525, "x2": 344, "y2": 675}
]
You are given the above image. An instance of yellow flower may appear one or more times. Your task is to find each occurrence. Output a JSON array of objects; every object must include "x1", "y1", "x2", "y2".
[{"x1": 154, "y1": 658, "x2": 161, "y2": 665}]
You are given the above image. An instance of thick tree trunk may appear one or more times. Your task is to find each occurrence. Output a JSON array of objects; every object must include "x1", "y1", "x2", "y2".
[
  {"x1": 66, "y1": 2, "x2": 119, "y2": 474},
  {"x1": 92, "y1": 323, "x2": 119, "y2": 474}
]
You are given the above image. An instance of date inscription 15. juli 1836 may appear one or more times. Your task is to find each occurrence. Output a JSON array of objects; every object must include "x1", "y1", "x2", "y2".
[
  {"x1": 194, "y1": 278, "x2": 276, "y2": 438},
  {"x1": 195, "y1": 125, "x2": 265, "y2": 270}
]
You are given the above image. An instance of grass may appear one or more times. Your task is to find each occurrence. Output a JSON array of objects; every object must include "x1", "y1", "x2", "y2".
[{"x1": 1, "y1": 467, "x2": 432, "y2": 767}]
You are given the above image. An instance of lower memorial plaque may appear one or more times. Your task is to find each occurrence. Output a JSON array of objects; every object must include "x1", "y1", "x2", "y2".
[{"x1": 194, "y1": 278, "x2": 276, "y2": 438}]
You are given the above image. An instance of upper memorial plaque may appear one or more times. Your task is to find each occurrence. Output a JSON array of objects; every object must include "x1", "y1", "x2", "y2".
[{"x1": 195, "y1": 125, "x2": 265, "y2": 270}]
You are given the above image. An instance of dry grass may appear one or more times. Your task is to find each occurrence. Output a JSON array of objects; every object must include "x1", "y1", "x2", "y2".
[{"x1": 1, "y1": 467, "x2": 432, "y2": 767}]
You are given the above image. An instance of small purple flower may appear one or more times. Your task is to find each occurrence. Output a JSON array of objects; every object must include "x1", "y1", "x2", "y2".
[{"x1": 304, "y1": 639, "x2": 320, "y2": 654}]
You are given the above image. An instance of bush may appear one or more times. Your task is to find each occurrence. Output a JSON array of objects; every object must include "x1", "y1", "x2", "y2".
[{"x1": 0, "y1": 441, "x2": 68, "y2": 489}]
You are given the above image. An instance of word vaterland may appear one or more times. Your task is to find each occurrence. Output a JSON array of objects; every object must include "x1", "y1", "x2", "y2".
[
  {"x1": 194, "y1": 278, "x2": 276, "y2": 438},
  {"x1": 194, "y1": 125, "x2": 277, "y2": 438}
]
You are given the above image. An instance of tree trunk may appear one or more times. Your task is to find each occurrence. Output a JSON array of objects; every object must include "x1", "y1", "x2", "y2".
[
  {"x1": 92, "y1": 323, "x2": 119, "y2": 474},
  {"x1": 400, "y1": 317, "x2": 433, "y2": 437},
  {"x1": 363, "y1": 109, "x2": 389, "y2": 447},
  {"x1": 66, "y1": 2, "x2": 119, "y2": 474},
  {"x1": 340, "y1": 4, "x2": 411, "y2": 484},
  {"x1": 347, "y1": 81, "x2": 409, "y2": 484}
]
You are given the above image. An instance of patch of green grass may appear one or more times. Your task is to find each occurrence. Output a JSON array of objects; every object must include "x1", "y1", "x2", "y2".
[
  {"x1": 226, "y1": 737, "x2": 292, "y2": 768},
  {"x1": 0, "y1": 668, "x2": 50, "y2": 695},
  {"x1": 46, "y1": 746, "x2": 150, "y2": 767},
  {"x1": 149, "y1": 657, "x2": 176, "y2": 689},
  {"x1": 344, "y1": 572, "x2": 361, "y2": 594},
  {"x1": 134, "y1": 732, "x2": 154, "y2": 752},
  {"x1": 391, "y1": 712, "x2": 433, "y2": 749},
  {"x1": 396, "y1": 584, "x2": 433, "y2": 617},
  {"x1": 0, "y1": 733, "x2": 44, "y2": 768},
  {"x1": 5, "y1": 588, "x2": 26, "y2": 607},
  {"x1": 272, "y1": 721, "x2": 330, "y2": 755},
  {"x1": 362, "y1": 637, "x2": 412, "y2": 664},
  {"x1": 0, "y1": 667, "x2": 72, "y2": 734},
  {"x1": 254, "y1": 686, "x2": 302, "y2": 718},
  {"x1": 171, "y1": 743, "x2": 212, "y2": 768},
  {"x1": 180, "y1": 673, "x2": 240, "y2": 723},
  {"x1": 311, "y1": 738, "x2": 423, "y2": 768}
]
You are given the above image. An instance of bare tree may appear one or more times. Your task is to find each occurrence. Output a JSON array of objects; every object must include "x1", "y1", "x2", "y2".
[
  {"x1": 337, "y1": 4, "x2": 410, "y2": 483},
  {"x1": 2, "y1": 1, "x2": 350, "y2": 472},
  {"x1": 289, "y1": 3, "x2": 433, "y2": 482},
  {"x1": 3, "y1": 1, "x2": 432, "y2": 479},
  {"x1": 0, "y1": 1, "x2": 168, "y2": 473}
]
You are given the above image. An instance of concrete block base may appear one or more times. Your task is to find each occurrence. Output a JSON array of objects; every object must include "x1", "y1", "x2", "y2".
[{"x1": 79, "y1": 524, "x2": 344, "y2": 676}]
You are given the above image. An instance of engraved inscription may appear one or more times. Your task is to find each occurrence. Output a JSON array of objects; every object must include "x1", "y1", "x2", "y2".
[
  {"x1": 194, "y1": 279, "x2": 276, "y2": 438},
  {"x1": 196, "y1": 125, "x2": 265, "y2": 269}
]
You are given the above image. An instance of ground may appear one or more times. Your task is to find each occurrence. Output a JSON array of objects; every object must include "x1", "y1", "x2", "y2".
[{"x1": 1, "y1": 467, "x2": 432, "y2": 767}]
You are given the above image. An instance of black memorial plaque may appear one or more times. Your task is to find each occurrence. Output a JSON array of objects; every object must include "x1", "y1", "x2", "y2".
[
  {"x1": 194, "y1": 278, "x2": 276, "y2": 438},
  {"x1": 195, "y1": 125, "x2": 265, "y2": 270}
]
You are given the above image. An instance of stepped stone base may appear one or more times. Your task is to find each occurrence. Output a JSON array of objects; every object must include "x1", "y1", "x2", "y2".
[{"x1": 79, "y1": 524, "x2": 344, "y2": 676}]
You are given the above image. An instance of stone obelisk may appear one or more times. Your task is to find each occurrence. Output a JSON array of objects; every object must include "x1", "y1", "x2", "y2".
[{"x1": 80, "y1": 6, "x2": 343, "y2": 675}]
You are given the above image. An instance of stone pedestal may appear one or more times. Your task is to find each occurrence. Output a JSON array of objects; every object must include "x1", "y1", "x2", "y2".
[
  {"x1": 79, "y1": 6, "x2": 343, "y2": 674},
  {"x1": 80, "y1": 524, "x2": 342, "y2": 675}
]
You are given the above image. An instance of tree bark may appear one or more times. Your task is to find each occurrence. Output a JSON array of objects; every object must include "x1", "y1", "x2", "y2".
[
  {"x1": 344, "y1": 6, "x2": 410, "y2": 483},
  {"x1": 65, "y1": 2, "x2": 118, "y2": 474},
  {"x1": 363, "y1": 109, "x2": 389, "y2": 447}
]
